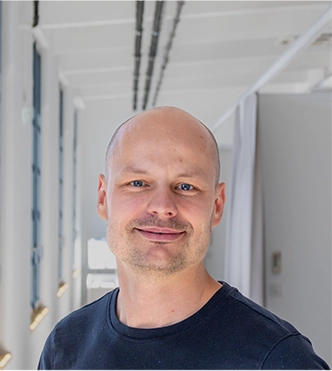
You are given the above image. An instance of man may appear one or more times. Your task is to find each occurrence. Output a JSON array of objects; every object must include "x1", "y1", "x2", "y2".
[{"x1": 38, "y1": 106, "x2": 329, "y2": 369}]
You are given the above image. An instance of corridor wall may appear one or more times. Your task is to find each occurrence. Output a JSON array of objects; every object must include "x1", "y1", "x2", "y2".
[
  {"x1": 0, "y1": 2, "x2": 82, "y2": 369},
  {"x1": 257, "y1": 92, "x2": 331, "y2": 365},
  {"x1": 205, "y1": 148, "x2": 231, "y2": 281}
]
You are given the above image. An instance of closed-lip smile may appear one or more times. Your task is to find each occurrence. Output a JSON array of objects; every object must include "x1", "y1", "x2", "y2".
[{"x1": 135, "y1": 227, "x2": 185, "y2": 241}]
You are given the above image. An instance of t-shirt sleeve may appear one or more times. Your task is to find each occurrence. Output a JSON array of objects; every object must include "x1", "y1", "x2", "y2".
[
  {"x1": 262, "y1": 334, "x2": 330, "y2": 370},
  {"x1": 37, "y1": 332, "x2": 54, "y2": 370}
]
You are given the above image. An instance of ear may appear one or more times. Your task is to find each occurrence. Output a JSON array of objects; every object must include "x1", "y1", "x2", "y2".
[
  {"x1": 212, "y1": 182, "x2": 226, "y2": 227},
  {"x1": 97, "y1": 174, "x2": 108, "y2": 220}
]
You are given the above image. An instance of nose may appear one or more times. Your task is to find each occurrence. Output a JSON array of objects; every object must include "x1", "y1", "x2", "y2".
[{"x1": 147, "y1": 186, "x2": 178, "y2": 218}]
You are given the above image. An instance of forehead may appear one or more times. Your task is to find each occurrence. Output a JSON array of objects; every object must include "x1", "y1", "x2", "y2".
[
  {"x1": 106, "y1": 108, "x2": 219, "y2": 181},
  {"x1": 115, "y1": 110, "x2": 212, "y2": 155},
  {"x1": 114, "y1": 109, "x2": 213, "y2": 150}
]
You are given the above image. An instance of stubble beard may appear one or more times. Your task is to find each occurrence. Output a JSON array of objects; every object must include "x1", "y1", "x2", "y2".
[{"x1": 106, "y1": 216, "x2": 213, "y2": 277}]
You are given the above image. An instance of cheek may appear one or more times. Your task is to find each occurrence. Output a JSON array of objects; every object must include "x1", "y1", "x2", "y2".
[
  {"x1": 108, "y1": 192, "x2": 145, "y2": 219},
  {"x1": 179, "y1": 197, "x2": 215, "y2": 221}
]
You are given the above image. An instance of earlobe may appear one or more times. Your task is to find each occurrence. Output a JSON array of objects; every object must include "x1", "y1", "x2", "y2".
[
  {"x1": 212, "y1": 182, "x2": 226, "y2": 227},
  {"x1": 97, "y1": 174, "x2": 108, "y2": 220}
]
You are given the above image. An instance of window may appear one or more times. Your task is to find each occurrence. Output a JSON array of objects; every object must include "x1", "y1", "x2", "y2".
[
  {"x1": 57, "y1": 89, "x2": 68, "y2": 298},
  {"x1": 58, "y1": 89, "x2": 64, "y2": 284},
  {"x1": 73, "y1": 111, "x2": 77, "y2": 239},
  {"x1": 31, "y1": 42, "x2": 42, "y2": 310},
  {"x1": 72, "y1": 111, "x2": 77, "y2": 272},
  {"x1": 86, "y1": 238, "x2": 118, "y2": 304}
]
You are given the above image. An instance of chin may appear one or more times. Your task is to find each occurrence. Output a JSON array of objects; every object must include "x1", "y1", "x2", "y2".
[{"x1": 129, "y1": 254, "x2": 188, "y2": 275}]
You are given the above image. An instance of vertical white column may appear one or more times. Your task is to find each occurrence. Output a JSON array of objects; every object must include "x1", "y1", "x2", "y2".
[
  {"x1": 1, "y1": 2, "x2": 31, "y2": 369},
  {"x1": 73, "y1": 109, "x2": 83, "y2": 310},
  {"x1": 40, "y1": 44, "x2": 60, "y2": 327},
  {"x1": 60, "y1": 84, "x2": 74, "y2": 317}
]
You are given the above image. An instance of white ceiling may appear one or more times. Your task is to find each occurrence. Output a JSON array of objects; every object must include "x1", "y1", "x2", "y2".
[{"x1": 34, "y1": 0, "x2": 331, "y2": 146}]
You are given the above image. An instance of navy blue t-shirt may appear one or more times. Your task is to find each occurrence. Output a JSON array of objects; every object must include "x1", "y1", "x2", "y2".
[{"x1": 38, "y1": 282, "x2": 329, "y2": 369}]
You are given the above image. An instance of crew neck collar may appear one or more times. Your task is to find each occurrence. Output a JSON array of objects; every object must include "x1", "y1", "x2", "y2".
[{"x1": 107, "y1": 281, "x2": 231, "y2": 341}]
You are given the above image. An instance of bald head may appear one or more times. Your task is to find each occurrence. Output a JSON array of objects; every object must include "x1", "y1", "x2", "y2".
[{"x1": 105, "y1": 106, "x2": 220, "y2": 185}]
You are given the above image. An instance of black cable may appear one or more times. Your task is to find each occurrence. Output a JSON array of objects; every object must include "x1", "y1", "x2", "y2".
[
  {"x1": 152, "y1": 1, "x2": 185, "y2": 106},
  {"x1": 142, "y1": 1, "x2": 164, "y2": 110},
  {"x1": 33, "y1": 0, "x2": 39, "y2": 27},
  {"x1": 133, "y1": 1, "x2": 145, "y2": 111}
]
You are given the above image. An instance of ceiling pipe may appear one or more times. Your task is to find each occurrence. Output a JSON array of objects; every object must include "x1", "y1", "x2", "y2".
[
  {"x1": 142, "y1": 1, "x2": 164, "y2": 110},
  {"x1": 133, "y1": 1, "x2": 145, "y2": 111},
  {"x1": 33, "y1": 1, "x2": 39, "y2": 27},
  {"x1": 152, "y1": 1, "x2": 185, "y2": 107},
  {"x1": 211, "y1": 5, "x2": 332, "y2": 133}
]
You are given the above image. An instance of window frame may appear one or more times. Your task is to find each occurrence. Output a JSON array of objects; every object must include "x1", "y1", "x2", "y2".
[
  {"x1": 31, "y1": 41, "x2": 42, "y2": 310},
  {"x1": 58, "y1": 88, "x2": 64, "y2": 284},
  {"x1": 72, "y1": 110, "x2": 78, "y2": 272}
]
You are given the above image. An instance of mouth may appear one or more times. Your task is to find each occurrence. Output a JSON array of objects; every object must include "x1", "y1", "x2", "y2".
[{"x1": 135, "y1": 227, "x2": 186, "y2": 242}]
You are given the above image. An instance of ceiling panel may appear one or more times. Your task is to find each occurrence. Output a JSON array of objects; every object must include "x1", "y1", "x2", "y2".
[
  {"x1": 33, "y1": 0, "x2": 331, "y2": 147},
  {"x1": 53, "y1": 23, "x2": 135, "y2": 51},
  {"x1": 179, "y1": 1, "x2": 329, "y2": 15},
  {"x1": 39, "y1": 1, "x2": 329, "y2": 27},
  {"x1": 174, "y1": 7, "x2": 329, "y2": 44},
  {"x1": 59, "y1": 49, "x2": 133, "y2": 71},
  {"x1": 67, "y1": 68, "x2": 132, "y2": 87}
]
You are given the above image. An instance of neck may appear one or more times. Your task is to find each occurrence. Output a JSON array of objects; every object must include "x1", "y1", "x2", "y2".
[{"x1": 115, "y1": 262, "x2": 222, "y2": 328}]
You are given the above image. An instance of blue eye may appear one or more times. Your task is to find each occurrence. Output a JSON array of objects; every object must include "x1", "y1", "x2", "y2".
[
  {"x1": 179, "y1": 183, "x2": 193, "y2": 191},
  {"x1": 130, "y1": 180, "x2": 145, "y2": 187}
]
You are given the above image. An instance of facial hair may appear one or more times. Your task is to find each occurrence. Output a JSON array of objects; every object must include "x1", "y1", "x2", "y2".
[{"x1": 106, "y1": 214, "x2": 213, "y2": 276}]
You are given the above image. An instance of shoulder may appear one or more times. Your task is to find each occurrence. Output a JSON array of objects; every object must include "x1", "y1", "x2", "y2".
[
  {"x1": 38, "y1": 289, "x2": 116, "y2": 370},
  {"x1": 50, "y1": 289, "x2": 117, "y2": 348},
  {"x1": 261, "y1": 333, "x2": 330, "y2": 369},
  {"x1": 55, "y1": 289, "x2": 113, "y2": 333},
  {"x1": 218, "y1": 283, "x2": 330, "y2": 369},
  {"x1": 220, "y1": 282, "x2": 300, "y2": 337}
]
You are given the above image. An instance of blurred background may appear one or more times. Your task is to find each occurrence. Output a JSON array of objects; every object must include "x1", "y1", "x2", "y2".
[{"x1": 0, "y1": 1, "x2": 331, "y2": 369}]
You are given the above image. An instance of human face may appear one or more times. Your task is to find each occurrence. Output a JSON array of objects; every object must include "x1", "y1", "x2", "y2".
[{"x1": 97, "y1": 109, "x2": 225, "y2": 276}]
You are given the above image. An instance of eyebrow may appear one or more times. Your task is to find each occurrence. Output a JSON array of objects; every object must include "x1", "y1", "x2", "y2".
[
  {"x1": 119, "y1": 166, "x2": 150, "y2": 175},
  {"x1": 119, "y1": 167, "x2": 206, "y2": 180},
  {"x1": 176, "y1": 171, "x2": 206, "y2": 179}
]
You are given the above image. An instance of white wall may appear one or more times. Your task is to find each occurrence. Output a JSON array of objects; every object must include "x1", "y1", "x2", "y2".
[
  {"x1": 0, "y1": 2, "x2": 82, "y2": 368},
  {"x1": 79, "y1": 100, "x2": 131, "y2": 304},
  {"x1": 1, "y1": 3, "x2": 31, "y2": 367},
  {"x1": 257, "y1": 92, "x2": 331, "y2": 365},
  {"x1": 205, "y1": 148, "x2": 232, "y2": 281}
]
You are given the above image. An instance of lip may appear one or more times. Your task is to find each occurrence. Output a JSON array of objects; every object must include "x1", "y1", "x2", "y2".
[{"x1": 135, "y1": 227, "x2": 185, "y2": 242}]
